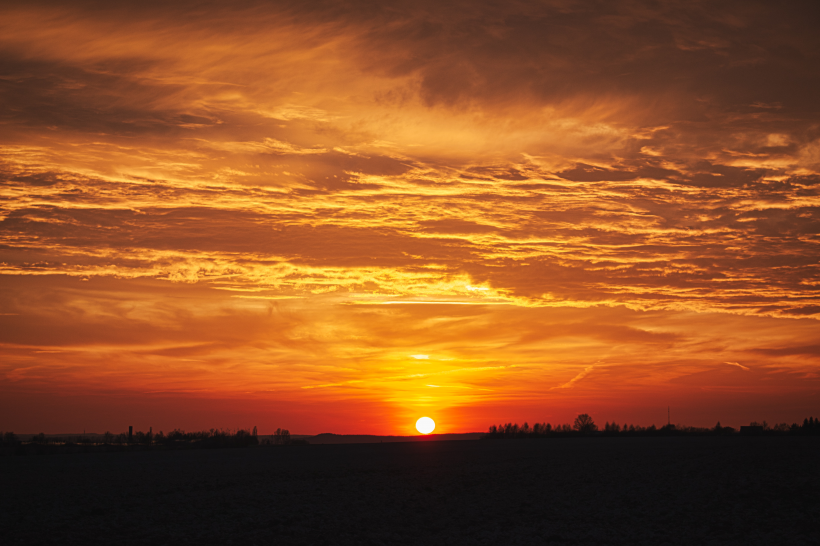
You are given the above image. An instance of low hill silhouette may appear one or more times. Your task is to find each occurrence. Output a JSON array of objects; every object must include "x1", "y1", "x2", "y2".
[{"x1": 300, "y1": 432, "x2": 485, "y2": 444}]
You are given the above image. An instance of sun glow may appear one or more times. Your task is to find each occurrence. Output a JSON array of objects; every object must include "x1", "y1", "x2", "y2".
[
  {"x1": 416, "y1": 416, "x2": 436, "y2": 434},
  {"x1": 1, "y1": 2, "x2": 818, "y2": 436}
]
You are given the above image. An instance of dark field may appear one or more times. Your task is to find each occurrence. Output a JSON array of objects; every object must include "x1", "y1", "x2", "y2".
[{"x1": 2, "y1": 437, "x2": 819, "y2": 545}]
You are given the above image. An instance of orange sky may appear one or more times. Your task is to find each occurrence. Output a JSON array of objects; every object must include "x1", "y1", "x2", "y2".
[{"x1": 1, "y1": 0, "x2": 819, "y2": 434}]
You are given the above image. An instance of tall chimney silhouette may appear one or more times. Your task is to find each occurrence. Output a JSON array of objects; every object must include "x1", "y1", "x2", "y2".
[{"x1": 128, "y1": 426, "x2": 133, "y2": 443}]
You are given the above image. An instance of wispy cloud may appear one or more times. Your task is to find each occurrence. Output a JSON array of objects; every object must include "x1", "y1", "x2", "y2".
[
  {"x1": 552, "y1": 366, "x2": 595, "y2": 390},
  {"x1": 1, "y1": 0, "x2": 819, "y2": 433}
]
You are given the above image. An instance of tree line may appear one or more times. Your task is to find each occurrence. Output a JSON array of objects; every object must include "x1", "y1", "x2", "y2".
[
  {"x1": 258, "y1": 427, "x2": 308, "y2": 445},
  {"x1": 0, "y1": 427, "x2": 261, "y2": 450},
  {"x1": 0, "y1": 425, "x2": 314, "y2": 453},
  {"x1": 485, "y1": 414, "x2": 820, "y2": 438}
]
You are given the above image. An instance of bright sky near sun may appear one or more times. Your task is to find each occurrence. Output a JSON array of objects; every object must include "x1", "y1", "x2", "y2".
[{"x1": 1, "y1": 0, "x2": 819, "y2": 434}]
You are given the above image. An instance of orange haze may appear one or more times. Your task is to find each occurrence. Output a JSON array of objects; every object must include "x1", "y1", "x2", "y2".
[{"x1": 1, "y1": 1, "x2": 819, "y2": 434}]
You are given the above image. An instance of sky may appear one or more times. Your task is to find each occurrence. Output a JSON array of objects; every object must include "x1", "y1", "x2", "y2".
[{"x1": 1, "y1": 0, "x2": 819, "y2": 435}]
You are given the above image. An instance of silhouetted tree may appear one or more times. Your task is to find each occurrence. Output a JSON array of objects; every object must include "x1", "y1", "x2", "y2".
[
  {"x1": 503, "y1": 423, "x2": 519, "y2": 437},
  {"x1": 484, "y1": 415, "x2": 820, "y2": 439},
  {"x1": 491, "y1": 416, "x2": 820, "y2": 439},
  {"x1": 573, "y1": 414, "x2": 597, "y2": 433},
  {"x1": 532, "y1": 422, "x2": 551, "y2": 436},
  {"x1": 273, "y1": 428, "x2": 291, "y2": 445},
  {"x1": 102, "y1": 431, "x2": 114, "y2": 444},
  {"x1": 801, "y1": 416, "x2": 819, "y2": 435},
  {"x1": 604, "y1": 422, "x2": 622, "y2": 434}
]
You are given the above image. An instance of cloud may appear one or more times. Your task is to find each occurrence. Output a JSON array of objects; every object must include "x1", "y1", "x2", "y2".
[
  {"x1": 552, "y1": 366, "x2": 595, "y2": 390},
  {"x1": 1, "y1": 0, "x2": 820, "y2": 431},
  {"x1": 725, "y1": 362, "x2": 750, "y2": 371},
  {"x1": 750, "y1": 345, "x2": 820, "y2": 357}
]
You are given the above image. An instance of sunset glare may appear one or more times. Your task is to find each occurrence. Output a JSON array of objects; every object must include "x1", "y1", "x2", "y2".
[
  {"x1": 1, "y1": 1, "x2": 819, "y2": 436},
  {"x1": 416, "y1": 417, "x2": 436, "y2": 435}
]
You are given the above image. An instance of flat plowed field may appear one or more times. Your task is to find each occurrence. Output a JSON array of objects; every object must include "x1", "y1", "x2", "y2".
[{"x1": 2, "y1": 436, "x2": 818, "y2": 545}]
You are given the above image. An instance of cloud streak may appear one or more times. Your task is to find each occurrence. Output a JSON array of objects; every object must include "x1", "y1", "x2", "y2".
[
  {"x1": 553, "y1": 366, "x2": 595, "y2": 390},
  {"x1": 1, "y1": 0, "x2": 819, "y2": 433}
]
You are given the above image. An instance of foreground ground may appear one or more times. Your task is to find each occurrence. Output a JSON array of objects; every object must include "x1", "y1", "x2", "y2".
[{"x1": 2, "y1": 436, "x2": 818, "y2": 545}]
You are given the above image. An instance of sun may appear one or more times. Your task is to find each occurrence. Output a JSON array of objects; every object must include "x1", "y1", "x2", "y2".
[{"x1": 416, "y1": 416, "x2": 436, "y2": 434}]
